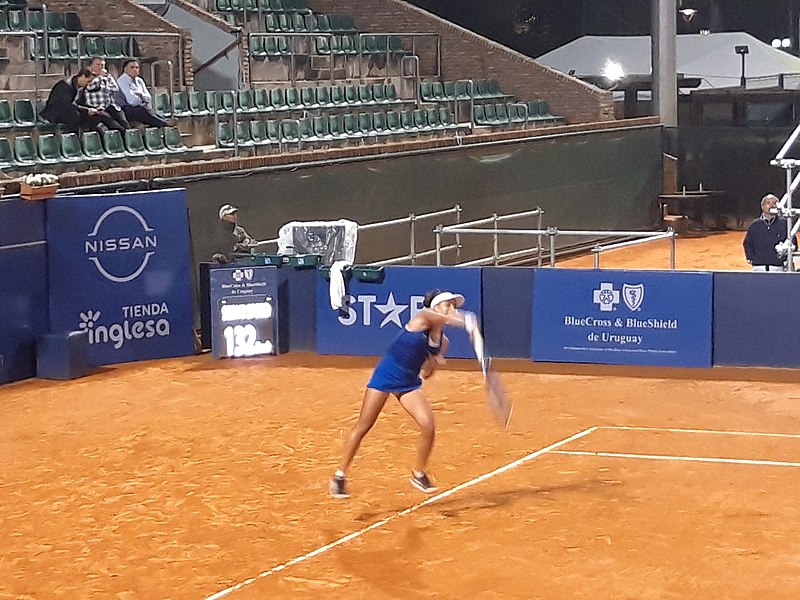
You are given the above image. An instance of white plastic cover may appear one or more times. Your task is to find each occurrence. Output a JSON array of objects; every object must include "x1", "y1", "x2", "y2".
[{"x1": 278, "y1": 219, "x2": 358, "y2": 265}]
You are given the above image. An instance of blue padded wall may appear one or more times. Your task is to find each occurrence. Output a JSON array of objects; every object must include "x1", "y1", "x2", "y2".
[
  {"x1": 481, "y1": 267, "x2": 533, "y2": 358},
  {"x1": 0, "y1": 198, "x2": 49, "y2": 383},
  {"x1": 714, "y1": 272, "x2": 800, "y2": 367}
]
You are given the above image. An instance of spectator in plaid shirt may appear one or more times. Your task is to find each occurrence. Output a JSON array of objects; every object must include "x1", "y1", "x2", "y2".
[{"x1": 82, "y1": 56, "x2": 128, "y2": 132}]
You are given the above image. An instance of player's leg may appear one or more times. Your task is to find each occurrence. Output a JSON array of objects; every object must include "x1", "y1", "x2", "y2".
[
  {"x1": 397, "y1": 389, "x2": 438, "y2": 493},
  {"x1": 330, "y1": 388, "x2": 389, "y2": 498}
]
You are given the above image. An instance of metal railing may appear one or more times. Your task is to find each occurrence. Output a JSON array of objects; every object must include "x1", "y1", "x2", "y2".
[
  {"x1": 247, "y1": 31, "x2": 441, "y2": 87},
  {"x1": 591, "y1": 231, "x2": 677, "y2": 269},
  {"x1": 436, "y1": 219, "x2": 677, "y2": 269},
  {"x1": 361, "y1": 205, "x2": 462, "y2": 266},
  {"x1": 150, "y1": 59, "x2": 174, "y2": 114}
]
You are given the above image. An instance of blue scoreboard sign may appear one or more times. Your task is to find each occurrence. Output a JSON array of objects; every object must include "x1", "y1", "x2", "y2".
[
  {"x1": 532, "y1": 269, "x2": 713, "y2": 367},
  {"x1": 209, "y1": 265, "x2": 280, "y2": 358}
]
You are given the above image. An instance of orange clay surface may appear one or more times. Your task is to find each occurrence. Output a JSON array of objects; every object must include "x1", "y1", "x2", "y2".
[{"x1": 5, "y1": 232, "x2": 800, "y2": 600}]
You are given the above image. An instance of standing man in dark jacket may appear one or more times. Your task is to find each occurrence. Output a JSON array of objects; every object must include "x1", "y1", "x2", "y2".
[{"x1": 743, "y1": 194, "x2": 797, "y2": 271}]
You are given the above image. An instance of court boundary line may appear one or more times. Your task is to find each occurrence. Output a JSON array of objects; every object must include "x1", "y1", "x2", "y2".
[
  {"x1": 598, "y1": 425, "x2": 800, "y2": 438},
  {"x1": 551, "y1": 449, "x2": 800, "y2": 468},
  {"x1": 203, "y1": 426, "x2": 599, "y2": 600}
]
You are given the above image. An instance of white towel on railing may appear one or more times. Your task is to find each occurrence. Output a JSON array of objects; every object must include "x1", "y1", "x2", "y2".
[{"x1": 329, "y1": 261, "x2": 351, "y2": 310}]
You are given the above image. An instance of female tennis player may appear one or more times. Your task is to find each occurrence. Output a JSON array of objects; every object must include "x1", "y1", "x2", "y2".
[{"x1": 329, "y1": 289, "x2": 476, "y2": 499}]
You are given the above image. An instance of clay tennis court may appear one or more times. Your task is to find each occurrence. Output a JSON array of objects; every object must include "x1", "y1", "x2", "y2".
[{"x1": 4, "y1": 231, "x2": 800, "y2": 599}]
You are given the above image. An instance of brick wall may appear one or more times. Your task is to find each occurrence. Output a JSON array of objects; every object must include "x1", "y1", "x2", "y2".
[
  {"x1": 308, "y1": 0, "x2": 614, "y2": 123},
  {"x1": 43, "y1": 0, "x2": 194, "y2": 88}
]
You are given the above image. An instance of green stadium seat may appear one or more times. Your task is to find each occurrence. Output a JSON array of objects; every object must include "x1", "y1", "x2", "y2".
[
  {"x1": 26, "y1": 9, "x2": 44, "y2": 31},
  {"x1": 0, "y1": 137, "x2": 20, "y2": 170},
  {"x1": 269, "y1": 88, "x2": 287, "y2": 111},
  {"x1": 7, "y1": 9, "x2": 25, "y2": 32},
  {"x1": 536, "y1": 100, "x2": 564, "y2": 123},
  {"x1": 280, "y1": 119, "x2": 300, "y2": 144},
  {"x1": 266, "y1": 119, "x2": 280, "y2": 144},
  {"x1": 430, "y1": 82, "x2": 445, "y2": 101},
  {"x1": 45, "y1": 11, "x2": 65, "y2": 32},
  {"x1": 316, "y1": 86, "x2": 332, "y2": 108},
  {"x1": 473, "y1": 104, "x2": 487, "y2": 125},
  {"x1": 237, "y1": 89, "x2": 257, "y2": 113},
  {"x1": 253, "y1": 88, "x2": 272, "y2": 112},
  {"x1": 186, "y1": 91, "x2": 208, "y2": 116},
  {"x1": 0, "y1": 101, "x2": 13, "y2": 129},
  {"x1": 298, "y1": 117, "x2": 317, "y2": 145},
  {"x1": 494, "y1": 103, "x2": 510, "y2": 124},
  {"x1": 327, "y1": 114, "x2": 346, "y2": 139},
  {"x1": 81, "y1": 36, "x2": 104, "y2": 59},
  {"x1": 482, "y1": 104, "x2": 499, "y2": 125},
  {"x1": 14, "y1": 135, "x2": 40, "y2": 167},
  {"x1": 164, "y1": 126, "x2": 201, "y2": 156},
  {"x1": 249, "y1": 35, "x2": 266, "y2": 59},
  {"x1": 59, "y1": 132, "x2": 87, "y2": 163},
  {"x1": 315, "y1": 36, "x2": 331, "y2": 55},
  {"x1": 439, "y1": 107, "x2": 459, "y2": 131},
  {"x1": 235, "y1": 120, "x2": 256, "y2": 148},
  {"x1": 426, "y1": 107, "x2": 444, "y2": 131},
  {"x1": 300, "y1": 86, "x2": 318, "y2": 108},
  {"x1": 14, "y1": 99, "x2": 36, "y2": 127},
  {"x1": 312, "y1": 115, "x2": 331, "y2": 141},
  {"x1": 508, "y1": 103, "x2": 527, "y2": 125},
  {"x1": 372, "y1": 83, "x2": 387, "y2": 104},
  {"x1": 291, "y1": 13, "x2": 308, "y2": 33},
  {"x1": 104, "y1": 38, "x2": 127, "y2": 60},
  {"x1": 338, "y1": 35, "x2": 358, "y2": 55},
  {"x1": 264, "y1": 13, "x2": 280, "y2": 32},
  {"x1": 358, "y1": 84, "x2": 373, "y2": 105},
  {"x1": 413, "y1": 108, "x2": 428, "y2": 131},
  {"x1": 0, "y1": 12, "x2": 8, "y2": 32},
  {"x1": 315, "y1": 14, "x2": 331, "y2": 32},
  {"x1": 420, "y1": 81, "x2": 434, "y2": 102},
  {"x1": 144, "y1": 127, "x2": 168, "y2": 154},
  {"x1": 357, "y1": 112, "x2": 375, "y2": 137},
  {"x1": 330, "y1": 85, "x2": 346, "y2": 105},
  {"x1": 103, "y1": 130, "x2": 128, "y2": 159},
  {"x1": 249, "y1": 119, "x2": 272, "y2": 148},
  {"x1": 26, "y1": 37, "x2": 46, "y2": 61},
  {"x1": 216, "y1": 0, "x2": 233, "y2": 11},
  {"x1": 386, "y1": 110, "x2": 403, "y2": 135},
  {"x1": 81, "y1": 131, "x2": 107, "y2": 161},
  {"x1": 36, "y1": 134, "x2": 62, "y2": 164},
  {"x1": 216, "y1": 122, "x2": 234, "y2": 147},
  {"x1": 372, "y1": 112, "x2": 391, "y2": 137},
  {"x1": 400, "y1": 110, "x2": 418, "y2": 133},
  {"x1": 220, "y1": 91, "x2": 235, "y2": 114},
  {"x1": 154, "y1": 93, "x2": 171, "y2": 116},
  {"x1": 66, "y1": 35, "x2": 79, "y2": 59},
  {"x1": 48, "y1": 34, "x2": 70, "y2": 61},
  {"x1": 64, "y1": 11, "x2": 82, "y2": 32},
  {"x1": 388, "y1": 36, "x2": 406, "y2": 56},
  {"x1": 442, "y1": 81, "x2": 456, "y2": 100},
  {"x1": 124, "y1": 128, "x2": 149, "y2": 156},
  {"x1": 342, "y1": 113, "x2": 360, "y2": 139},
  {"x1": 277, "y1": 14, "x2": 293, "y2": 32},
  {"x1": 454, "y1": 80, "x2": 473, "y2": 100},
  {"x1": 285, "y1": 87, "x2": 301, "y2": 109},
  {"x1": 268, "y1": 0, "x2": 285, "y2": 12},
  {"x1": 344, "y1": 84, "x2": 360, "y2": 105}
]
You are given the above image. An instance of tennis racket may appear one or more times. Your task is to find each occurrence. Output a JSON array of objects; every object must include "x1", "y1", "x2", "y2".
[{"x1": 468, "y1": 318, "x2": 513, "y2": 428}]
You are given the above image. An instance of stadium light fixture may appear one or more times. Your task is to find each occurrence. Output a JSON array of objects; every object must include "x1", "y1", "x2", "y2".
[{"x1": 735, "y1": 45, "x2": 749, "y2": 88}]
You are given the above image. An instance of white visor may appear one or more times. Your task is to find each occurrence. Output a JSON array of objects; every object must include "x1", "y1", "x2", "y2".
[{"x1": 429, "y1": 291, "x2": 465, "y2": 309}]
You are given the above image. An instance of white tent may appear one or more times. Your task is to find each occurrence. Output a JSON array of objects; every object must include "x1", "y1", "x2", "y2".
[{"x1": 537, "y1": 32, "x2": 800, "y2": 90}]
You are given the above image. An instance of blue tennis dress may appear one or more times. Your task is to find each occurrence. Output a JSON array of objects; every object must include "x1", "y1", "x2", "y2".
[{"x1": 367, "y1": 327, "x2": 440, "y2": 394}]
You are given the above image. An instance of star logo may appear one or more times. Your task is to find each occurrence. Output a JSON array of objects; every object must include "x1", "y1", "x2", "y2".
[{"x1": 374, "y1": 292, "x2": 408, "y2": 328}]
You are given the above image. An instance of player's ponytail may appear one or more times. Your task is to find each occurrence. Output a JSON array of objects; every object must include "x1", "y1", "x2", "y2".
[{"x1": 423, "y1": 289, "x2": 442, "y2": 308}]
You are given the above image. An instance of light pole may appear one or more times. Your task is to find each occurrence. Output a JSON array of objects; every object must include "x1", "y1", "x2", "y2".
[{"x1": 735, "y1": 44, "x2": 749, "y2": 88}]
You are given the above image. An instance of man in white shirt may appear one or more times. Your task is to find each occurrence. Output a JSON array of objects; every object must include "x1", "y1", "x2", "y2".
[{"x1": 114, "y1": 59, "x2": 168, "y2": 128}]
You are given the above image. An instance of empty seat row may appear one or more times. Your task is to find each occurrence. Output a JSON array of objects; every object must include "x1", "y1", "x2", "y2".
[
  {"x1": 421, "y1": 79, "x2": 512, "y2": 103},
  {"x1": 249, "y1": 34, "x2": 405, "y2": 58},
  {"x1": 0, "y1": 127, "x2": 199, "y2": 172},
  {"x1": 264, "y1": 13, "x2": 355, "y2": 34},
  {"x1": 27, "y1": 34, "x2": 137, "y2": 62},
  {"x1": 216, "y1": 108, "x2": 465, "y2": 150},
  {"x1": 0, "y1": 98, "x2": 38, "y2": 129},
  {"x1": 216, "y1": 0, "x2": 309, "y2": 13},
  {"x1": 0, "y1": 8, "x2": 81, "y2": 32},
  {"x1": 159, "y1": 83, "x2": 405, "y2": 118},
  {"x1": 473, "y1": 101, "x2": 564, "y2": 127}
]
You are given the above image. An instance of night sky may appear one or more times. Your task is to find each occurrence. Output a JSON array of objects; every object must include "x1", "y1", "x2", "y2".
[{"x1": 406, "y1": 0, "x2": 800, "y2": 57}]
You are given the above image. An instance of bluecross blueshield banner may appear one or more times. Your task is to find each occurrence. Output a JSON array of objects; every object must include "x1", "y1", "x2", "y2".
[
  {"x1": 316, "y1": 266, "x2": 481, "y2": 359},
  {"x1": 532, "y1": 269, "x2": 713, "y2": 367},
  {"x1": 47, "y1": 189, "x2": 195, "y2": 365}
]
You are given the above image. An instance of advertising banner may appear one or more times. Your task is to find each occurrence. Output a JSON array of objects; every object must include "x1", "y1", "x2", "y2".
[
  {"x1": 532, "y1": 269, "x2": 713, "y2": 367},
  {"x1": 47, "y1": 189, "x2": 195, "y2": 365},
  {"x1": 209, "y1": 265, "x2": 279, "y2": 358},
  {"x1": 316, "y1": 266, "x2": 481, "y2": 358}
]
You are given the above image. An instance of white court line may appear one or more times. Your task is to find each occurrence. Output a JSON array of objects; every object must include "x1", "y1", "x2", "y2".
[
  {"x1": 598, "y1": 425, "x2": 800, "y2": 439},
  {"x1": 551, "y1": 450, "x2": 800, "y2": 468},
  {"x1": 203, "y1": 426, "x2": 598, "y2": 600}
]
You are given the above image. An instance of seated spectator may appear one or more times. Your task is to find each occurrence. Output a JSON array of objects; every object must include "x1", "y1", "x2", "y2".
[
  {"x1": 114, "y1": 59, "x2": 168, "y2": 128},
  {"x1": 82, "y1": 56, "x2": 128, "y2": 132},
  {"x1": 40, "y1": 69, "x2": 126, "y2": 135}
]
